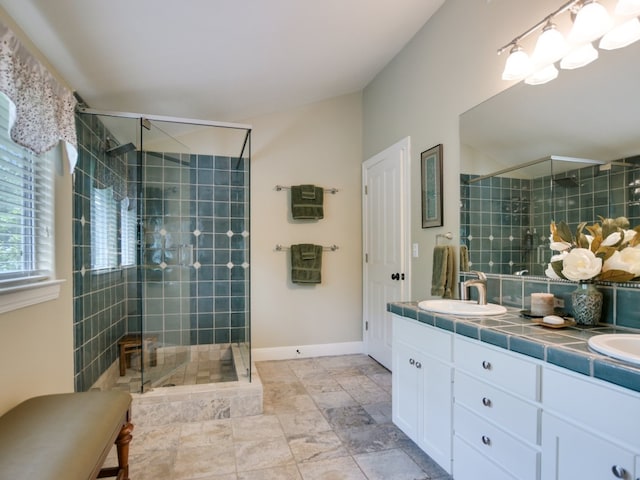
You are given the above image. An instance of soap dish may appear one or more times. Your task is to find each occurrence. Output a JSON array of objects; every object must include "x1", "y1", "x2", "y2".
[
  {"x1": 530, "y1": 318, "x2": 576, "y2": 329},
  {"x1": 520, "y1": 309, "x2": 567, "y2": 319}
]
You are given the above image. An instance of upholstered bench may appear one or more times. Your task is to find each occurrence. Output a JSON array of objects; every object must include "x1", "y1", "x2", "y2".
[{"x1": 0, "y1": 390, "x2": 133, "y2": 480}]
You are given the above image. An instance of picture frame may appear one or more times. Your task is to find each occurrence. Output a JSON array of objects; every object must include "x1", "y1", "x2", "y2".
[{"x1": 421, "y1": 143, "x2": 443, "y2": 228}]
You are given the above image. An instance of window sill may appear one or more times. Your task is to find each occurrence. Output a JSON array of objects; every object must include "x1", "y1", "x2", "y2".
[{"x1": 0, "y1": 279, "x2": 65, "y2": 315}]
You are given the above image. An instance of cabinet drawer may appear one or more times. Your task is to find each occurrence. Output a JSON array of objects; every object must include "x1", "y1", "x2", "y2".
[
  {"x1": 454, "y1": 404, "x2": 540, "y2": 480},
  {"x1": 393, "y1": 315, "x2": 452, "y2": 361},
  {"x1": 453, "y1": 436, "x2": 517, "y2": 480},
  {"x1": 544, "y1": 367, "x2": 640, "y2": 450},
  {"x1": 455, "y1": 337, "x2": 540, "y2": 401},
  {"x1": 455, "y1": 371, "x2": 540, "y2": 444}
]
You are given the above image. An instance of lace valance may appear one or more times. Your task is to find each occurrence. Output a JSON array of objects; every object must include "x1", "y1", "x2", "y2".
[{"x1": 0, "y1": 21, "x2": 77, "y2": 172}]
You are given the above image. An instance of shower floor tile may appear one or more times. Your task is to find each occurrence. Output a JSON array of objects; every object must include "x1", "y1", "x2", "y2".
[{"x1": 106, "y1": 354, "x2": 452, "y2": 480}]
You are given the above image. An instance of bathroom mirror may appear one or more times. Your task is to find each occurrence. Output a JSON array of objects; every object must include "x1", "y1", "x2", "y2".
[{"x1": 459, "y1": 40, "x2": 640, "y2": 276}]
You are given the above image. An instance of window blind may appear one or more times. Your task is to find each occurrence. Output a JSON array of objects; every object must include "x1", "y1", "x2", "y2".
[
  {"x1": 121, "y1": 199, "x2": 137, "y2": 267},
  {"x1": 91, "y1": 186, "x2": 118, "y2": 270},
  {"x1": 0, "y1": 93, "x2": 54, "y2": 286}
]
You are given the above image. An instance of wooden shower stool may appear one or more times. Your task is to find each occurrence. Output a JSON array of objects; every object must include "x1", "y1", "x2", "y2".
[
  {"x1": 0, "y1": 391, "x2": 133, "y2": 480},
  {"x1": 118, "y1": 334, "x2": 157, "y2": 376}
]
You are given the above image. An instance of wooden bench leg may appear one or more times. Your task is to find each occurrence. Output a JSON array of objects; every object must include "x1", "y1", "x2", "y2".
[{"x1": 98, "y1": 420, "x2": 134, "y2": 480}]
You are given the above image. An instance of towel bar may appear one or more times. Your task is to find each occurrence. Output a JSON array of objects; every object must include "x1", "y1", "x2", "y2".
[
  {"x1": 275, "y1": 185, "x2": 339, "y2": 194},
  {"x1": 276, "y1": 244, "x2": 339, "y2": 252}
]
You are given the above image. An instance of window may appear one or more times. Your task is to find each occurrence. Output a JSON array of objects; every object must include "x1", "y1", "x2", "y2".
[
  {"x1": 121, "y1": 198, "x2": 137, "y2": 267},
  {"x1": 0, "y1": 93, "x2": 54, "y2": 287},
  {"x1": 91, "y1": 186, "x2": 118, "y2": 270}
]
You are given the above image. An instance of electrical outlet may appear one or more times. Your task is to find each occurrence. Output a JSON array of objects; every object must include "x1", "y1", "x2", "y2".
[{"x1": 554, "y1": 297, "x2": 565, "y2": 308}]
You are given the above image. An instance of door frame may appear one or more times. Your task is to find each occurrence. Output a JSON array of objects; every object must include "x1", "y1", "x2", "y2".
[{"x1": 362, "y1": 136, "x2": 412, "y2": 359}]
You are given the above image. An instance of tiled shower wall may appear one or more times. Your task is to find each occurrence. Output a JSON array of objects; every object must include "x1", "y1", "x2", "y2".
[
  {"x1": 460, "y1": 157, "x2": 640, "y2": 275},
  {"x1": 73, "y1": 113, "x2": 250, "y2": 392},
  {"x1": 73, "y1": 113, "x2": 129, "y2": 391}
]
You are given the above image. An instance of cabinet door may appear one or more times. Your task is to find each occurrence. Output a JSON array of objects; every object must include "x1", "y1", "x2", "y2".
[
  {"x1": 419, "y1": 355, "x2": 452, "y2": 472},
  {"x1": 392, "y1": 339, "x2": 422, "y2": 442},
  {"x1": 542, "y1": 413, "x2": 636, "y2": 480}
]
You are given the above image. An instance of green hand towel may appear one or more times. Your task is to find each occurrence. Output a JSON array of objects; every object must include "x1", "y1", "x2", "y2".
[
  {"x1": 291, "y1": 244, "x2": 323, "y2": 284},
  {"x1": 431, "y1": 245, "x2": 457, "y2": 297},
  {"x1": 291, "y1": 185, "x2": 324, "y2": 220},
  {"x1": 459, "y1": 244, "x2": 470, "y2": 272}
]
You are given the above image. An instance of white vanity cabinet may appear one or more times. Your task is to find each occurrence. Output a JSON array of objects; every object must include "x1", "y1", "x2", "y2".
[
  {"x1": 391, "y1": 314, "x2": 453, "y2": 473},
  {"x1": 541, "y1": 367, "x2": 640, "y2": 480},
  {"x1": 453, "y1": 337, "x2": 542, "y2": 480}
]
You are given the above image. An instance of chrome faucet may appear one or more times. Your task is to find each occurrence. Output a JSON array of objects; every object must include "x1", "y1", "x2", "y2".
[
  {"x1": 459, "y1": 271, "x2": 487, "y2": 305},
  {"x1": 514, "y1": 269, "x2": 528, "y2": 276}
]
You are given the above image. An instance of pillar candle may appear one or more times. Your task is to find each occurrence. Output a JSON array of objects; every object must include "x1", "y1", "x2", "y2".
[{"x1": 530, "y1": 293, "x2": 555, "y2": 316}]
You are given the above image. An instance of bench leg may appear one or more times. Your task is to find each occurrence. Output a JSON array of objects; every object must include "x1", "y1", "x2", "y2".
[
  {"x1": 116, "y1": 421, "x2": 134, "y2": 480},
  {"x1": 98, "y1": 420, "x2": 134, "y2": 480}
]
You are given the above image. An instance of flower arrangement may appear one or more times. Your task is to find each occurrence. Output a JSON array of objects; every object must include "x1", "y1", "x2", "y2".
[{"x1": 546, "y1": 217, "x2": 640, "y2": 282}]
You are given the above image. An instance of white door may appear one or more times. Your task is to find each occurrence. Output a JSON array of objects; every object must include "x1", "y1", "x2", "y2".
[{"x1": 362, "y1": 137, "x2": 411, "y2": 370}]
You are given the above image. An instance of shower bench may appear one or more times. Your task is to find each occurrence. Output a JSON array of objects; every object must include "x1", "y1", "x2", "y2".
[
  {"x1": 0, "y1": 390, "x2": 133, "y2": 480},
  {"x1": 118, "y1": 334, "x2": 157, "y2": 376}
]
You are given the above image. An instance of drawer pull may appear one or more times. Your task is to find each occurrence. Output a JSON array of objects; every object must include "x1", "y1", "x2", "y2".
[
  {"x1": 481, "y1": 435, "x2": 491, "y2": 446},
  {"x1": 409, "y1": 358, "x2": 415, "y2": 366},
  {"x1": 611, "y1": 465, "x2": 626, "y2": 478},
  {"x1": 415, "y1": 361, "x2": 422, "y2": 369},
  {"x1": 482, "y1": 397, "x2": 492, "y2": 407},
  {"x1": 482, "y1": 360, "x2": 492, "y2": 370}
]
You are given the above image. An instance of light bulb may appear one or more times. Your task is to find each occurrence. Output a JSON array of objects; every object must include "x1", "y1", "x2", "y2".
[
  {"x1": 502, "y1": 45, "x2": 532, "y2": 80},
  {"x1": 560, "y1": 43, "x2": 599, "y2": 69},
  {"x1": 532, "y1": 22, "x2": 569, "y2": 65},
  {"x1": 615, "y1": 0, "x2": 640, "y2": 16},
  {"x1": 600, "y1": 18, "x2": 640, "y2": 49},
  {"x1": 525, "y1": 64, "x2": 559, "y2": 85},
  {"x1": 569, "y1": 1, "x2": 613, "y2": 43}
]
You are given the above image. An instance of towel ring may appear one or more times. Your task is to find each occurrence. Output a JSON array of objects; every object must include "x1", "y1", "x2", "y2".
[{"x1": 436, "y1": 232, "x2": 453, "y2": 245}]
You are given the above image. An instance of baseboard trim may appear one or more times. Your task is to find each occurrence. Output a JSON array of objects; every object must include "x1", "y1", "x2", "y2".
[{"x1": 252, "y1": 341, "x2": 364, "y2": 362}]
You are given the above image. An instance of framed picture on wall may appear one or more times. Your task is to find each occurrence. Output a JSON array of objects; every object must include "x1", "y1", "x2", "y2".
[{"x1": 421, "y1": 143, "x2": 443, "y2": 228}]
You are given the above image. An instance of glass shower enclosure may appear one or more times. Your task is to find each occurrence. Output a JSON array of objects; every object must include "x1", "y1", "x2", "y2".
[{"x1": 73, "y1": 108, "x2": 251, "y2": 392}]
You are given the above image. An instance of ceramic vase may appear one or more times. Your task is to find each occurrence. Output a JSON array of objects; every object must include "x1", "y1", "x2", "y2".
[{"x1": 571, "y1": 281, "x2": 602, "y2": 326}]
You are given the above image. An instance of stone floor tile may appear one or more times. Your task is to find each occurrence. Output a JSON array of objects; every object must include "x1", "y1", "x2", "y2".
[
  {"x1": 263, "y1": 393, "x2": 318, "y2": 414},
  {"x1": 322, "y1": 405, "x2": 376, "y2": 430},
  {"x1": 311, "y1": 390, "x2": 357, "y2": 409},
  {"x1": 297, "y1": 455, "x2": 367, "y2": 480},
  {"x1": 287, "y1": 430, "x2": 349, "y2": 464},
  {"x1": 237, "y1": 464, "x2": 302, "y2": 480},
  {"x1": 336, "y1": 423, "x2": 409, "y2": 455},
  {"x1": 173, "y1": 444, "x2": 237, "y2": 478},
  {"x1": 180, "y1": 418, "x2": 233, "y2": 446},
  {"x1": 128, "y1": 450, "x2": 176, "y2": 480},
  {"x1": 354, "y1": 449, "x2": 428, "y2": 480},
  {"x1": 362, "y1": 402, "x2": 393, "y2": 424},
  {"x1": 400, "y1": 441, "x2": 453, "y2": 479},
  {"x1": 234, "y1": 437, "x2": 296, "y2": 472},
  {"x1": 232, "y1": 414, "x2": 285, "y2": 441},
  {"x1": 277, "y1": 409, "x2": 331, "y2": 437},
  {"x1": 130, "y1": 422, "x2": 182, "y2": 454}
]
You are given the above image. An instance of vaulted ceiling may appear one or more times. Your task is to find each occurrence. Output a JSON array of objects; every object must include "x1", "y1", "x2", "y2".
[{"x1": 0, "y1": 0, "x2": 445, "y2": 122}]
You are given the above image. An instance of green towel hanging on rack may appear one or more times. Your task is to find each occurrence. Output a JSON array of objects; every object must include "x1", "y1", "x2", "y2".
[
  {"x1": 291, "y1": 244, "x2": 323, "y2": 284},
  {"x1": 291, "y1": 185, "x2": 324, "y2": 220}
]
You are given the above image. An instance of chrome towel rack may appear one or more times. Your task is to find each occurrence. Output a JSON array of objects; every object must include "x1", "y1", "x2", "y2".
[
  {"x1": 436, "y1": 232, "x2": 453, "y2": 245},
  {"x1": 275, "y1": 185, "x2": 339, "y2": 194},
  {"x1": 275, "y1": 244, "x2": 339, "y2": 252}
]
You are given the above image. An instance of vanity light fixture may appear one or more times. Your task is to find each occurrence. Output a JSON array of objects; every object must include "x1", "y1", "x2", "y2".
[{"x1": 499, "y1": 0, "x2": 640, "y2": 85}]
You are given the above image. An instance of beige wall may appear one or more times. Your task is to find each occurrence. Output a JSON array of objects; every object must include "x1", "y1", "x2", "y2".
[
  {"x1": 249, "y1": 92, "x2": 363, "y2": 349},
  {"x1": 362, "y1": 0, "x2": 561, "y2": 300},
  {"x1": 0, "y1": 151, "x2": 74, "y2": 415}
]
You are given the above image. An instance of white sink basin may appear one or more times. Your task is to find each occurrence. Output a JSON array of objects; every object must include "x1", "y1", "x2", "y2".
[
  {"x1": 588, "y1": 334, "x2": 640, "y2": 366},
  {"x1": 417, "y1": 299, "x2": 507, "y2": 316}
]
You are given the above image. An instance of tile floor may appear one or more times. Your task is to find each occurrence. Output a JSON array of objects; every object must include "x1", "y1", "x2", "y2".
[{"x1": 115, "y1": 354, "x2": 452, "y2": 479}]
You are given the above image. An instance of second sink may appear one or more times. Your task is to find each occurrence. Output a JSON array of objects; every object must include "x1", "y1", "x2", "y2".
[
  {"x1": 587, "y1": 334, "x2": 640, "y2": 366},
  {"x1": 418, "y1": 299, "x2": 507, "y2": 316}
]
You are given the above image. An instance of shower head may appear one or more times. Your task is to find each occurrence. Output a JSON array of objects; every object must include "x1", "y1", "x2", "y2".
[
  {"x1": 553, "y1": 176, "x2": 580, "y2": 188},
  {"x1": 106, "y1": 142, "x2": 136, "y2": 157}
]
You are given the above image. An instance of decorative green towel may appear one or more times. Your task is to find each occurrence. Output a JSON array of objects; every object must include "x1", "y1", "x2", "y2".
[
  {"x1": 459, "y1": 244, "x2": 470, "y2": 272},
  {"x1": 291, "y1": 185, "x2": 324, "y2": 220},
  {"x1": 291, "y1": 244, "x2": 323, "y2": 284},
  {"x1": 431, "y1": 245, "x2": 456, "y2": 298}
]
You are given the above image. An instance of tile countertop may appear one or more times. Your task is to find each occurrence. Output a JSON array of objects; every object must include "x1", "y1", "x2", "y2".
[{"x1": 388, "y1": 302, "x2": 640, "y2": 393}]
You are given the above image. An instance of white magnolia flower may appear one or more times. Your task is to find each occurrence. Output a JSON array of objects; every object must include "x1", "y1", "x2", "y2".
[
  {"x1": 603, "y1": 246, "x2": 640, "y2": 276},
  {"x1": 622, "y1": 229, "x2": 637, "y2": 245},
  {"x1": 562, "y1": 248, "x2": 602, "y2": 281},
  {"x1": 545, "y1": 252, "x2": 568, "y2": 279},
  {"x1": 549, "y1": 239, "x2": 572, "y2": 252},
  {"x1": 601, "y1": 231, "x2": 622, "y2": 247}
]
